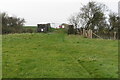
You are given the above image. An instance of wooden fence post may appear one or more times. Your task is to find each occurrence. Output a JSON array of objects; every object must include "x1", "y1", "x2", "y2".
[
  {"x1": 88, "y1": 29, "x2": 90, "y2": 38},
  {"x1": 114, "y1": 32, "x2": 117, "y2": 40},
  {"x1": 83, "y1": 29, "x2": 85, "y2": 37},
  {"x1": 87, "y1": 29, "x2": 92, "y2": 39},
  {"x1": 85, "y1": 30, "x2": 88, "y2": 38},
  {"x1": 90, "y1": 29, "x2": 92, "y2": 39}
]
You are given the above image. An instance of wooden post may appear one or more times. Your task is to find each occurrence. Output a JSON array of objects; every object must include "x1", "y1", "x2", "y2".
[
  {"x1": 85, "y1": 30, "x2": 88, "y2": 38},
  {"x1": 91, "y1": 30, "x2": 93, "y2": 38},
  {"x1": 88, "y1": 29, "x2": 90, "y2": 38},
  {"x1": 87, "y1": 29, "x2": 92, "y2": 38},
  {"x1": 114, "y1": 32, "x2": 117, "y2": 40},
  {"x1": 83, "y1": 29, "x2": 85, "y2": 37},
  {"x1": 90, "y1": 29, "x2": 92, "y2": 39}
]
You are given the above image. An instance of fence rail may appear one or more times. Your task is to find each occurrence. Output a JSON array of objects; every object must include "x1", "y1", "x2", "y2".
[{"x1": 80, "y1": 29, "x2": 118, "y2": 40}]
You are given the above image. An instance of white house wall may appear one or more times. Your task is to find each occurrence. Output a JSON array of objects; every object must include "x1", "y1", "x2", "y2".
[{"x1": 50, "y1": 23, "x2": 61, "y2": 28}]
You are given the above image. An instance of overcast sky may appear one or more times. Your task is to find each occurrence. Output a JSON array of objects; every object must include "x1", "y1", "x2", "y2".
[{"x1": 0, "y1": 0, "x2": 119, "y2": 26}]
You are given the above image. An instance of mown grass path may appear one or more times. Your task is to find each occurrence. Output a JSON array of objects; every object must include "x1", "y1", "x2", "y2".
[{"x1": 2, "y1": 33, "x2": 118, "y2": 78}]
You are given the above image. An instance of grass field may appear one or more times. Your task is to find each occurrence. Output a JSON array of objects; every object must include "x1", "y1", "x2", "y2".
[
  {"x1": 23, "y1": 26, "x2": 37, "y2": 32},
  {"x1": 2, "y1": 32, "x2": 118, "y2": 78},
  {"x1": 23, "y1": 26, "x2": 37, "y2": 29}
]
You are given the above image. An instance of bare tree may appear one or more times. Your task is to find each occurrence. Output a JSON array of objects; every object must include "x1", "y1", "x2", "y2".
[
  {"x1": 80, "y1": 1, "x2": 108, "y2": 30},
  {"x1": 68, "y1": 13, "x2": 80, "y2": 29}
]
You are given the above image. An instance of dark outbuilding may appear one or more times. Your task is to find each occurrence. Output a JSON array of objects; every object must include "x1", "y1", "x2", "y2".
[
  {"x1": 37, "y1": 23, "x2": 51, "y2": 33},
  {"x1": 61, "y1": 23, "x2": 75, "y2": 34}
]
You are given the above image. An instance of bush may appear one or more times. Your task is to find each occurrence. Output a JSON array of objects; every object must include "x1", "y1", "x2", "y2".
[{"x1": 1, "y1": 12, "x2": 25, "y2": 34}]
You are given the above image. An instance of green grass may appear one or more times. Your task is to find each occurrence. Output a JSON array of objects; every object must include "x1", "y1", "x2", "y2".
[
  {"x1": 23, "y1": 26, "x2": 37, "y2": 28},
  {"x1": 2, "y1": 32, "x2": 118, "y2": 78},
  {"x1": 23, "y1": 26, "x2": 37, "y2": 32}
]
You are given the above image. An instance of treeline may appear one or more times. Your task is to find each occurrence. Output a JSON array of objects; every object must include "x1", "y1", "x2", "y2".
[
  {"x1": 2, "y1": 12, "x2": 25, "y2": 34},
  {"x1": 1, "y1": 12, "x2": 36, "y2": 34},
  {"x1": 68, "y1": 1, "x2": 120, "y2": 39}
]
